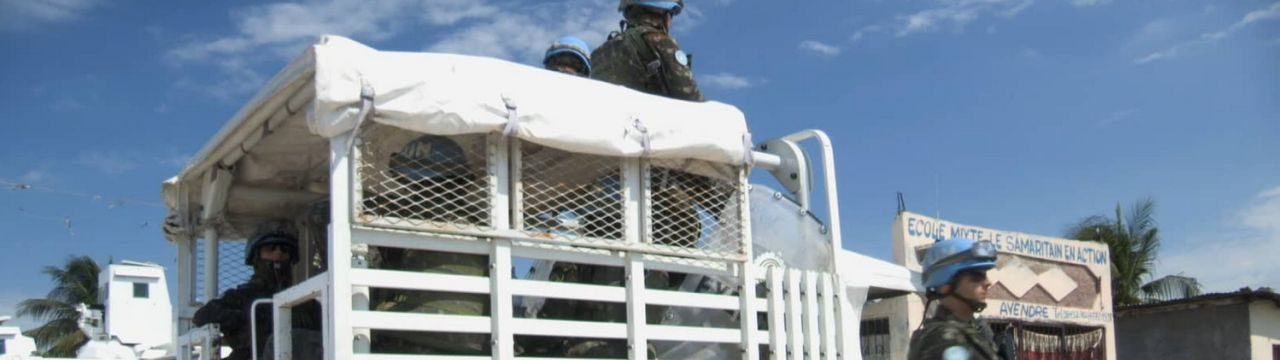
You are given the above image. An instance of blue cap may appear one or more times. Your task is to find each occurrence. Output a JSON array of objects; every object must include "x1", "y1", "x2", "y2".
[
  {"x1": 390, "y1": 135, "x2": 470, "y2": 180},
  {"x1": 544, "y1": 36, "x2": 592, "y2": 75},
  {"x1": 920, "y1": 238, "x2": 997, "y2": 290},
  {"x1": 618, "y1": 0, "x2": 683, "y2": 16}
]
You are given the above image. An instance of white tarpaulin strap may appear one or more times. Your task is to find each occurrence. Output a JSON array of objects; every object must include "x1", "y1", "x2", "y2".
[
  {"x1": 344, "y1": 79, "x2": 376, "y2": 154},
  {"x1": 502, "y1": 96, "x2": 520, "y2": 137},
  {"x1": 632, "y1": 118, "x2": 652, "y2": 157}
]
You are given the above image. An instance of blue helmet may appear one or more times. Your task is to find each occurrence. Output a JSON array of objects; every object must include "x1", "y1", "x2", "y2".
[
  {"x1": 920, "y1": 238, "x2": 997, "y2": 291},
  {"x1": 390, "y1": 135, "x2": 470, "y2": 180},
  {"x1": 618, "y1": 0, "x2": 683, "y2": 16},
  {"x1": 544, "y1": 36, "x2": 592, "y2": 76}
]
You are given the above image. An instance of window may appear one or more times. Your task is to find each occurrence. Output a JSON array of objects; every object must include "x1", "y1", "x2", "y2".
[
  {"x1": 133, "y1": 282, "x2": 149, "y2": 298},
  {"x1": 861, "y1": 318, "x2": 891, "y2": 360},
  {"x1": 1, "y1": 338, "x2": 8, "y2": 354}
]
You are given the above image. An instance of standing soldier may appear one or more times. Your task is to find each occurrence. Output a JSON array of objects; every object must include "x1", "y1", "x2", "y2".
[
  {"x1": 908, "y1": 238, "x2": 1007, "y2": 360},
  {"x1": 591, "y1": 0, "x2": 704, "y2": 101},
  {"x1": 544, "y1": 36, "x2": 592, "y2": 77}
]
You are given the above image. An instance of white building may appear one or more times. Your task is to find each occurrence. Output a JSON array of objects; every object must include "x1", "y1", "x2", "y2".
[
  {"x1": 0, "y1": 316, "x2": 38, "y2": 357},
  {"x1": 98, "y1": 261, "x2": 172, "y2": 350}
]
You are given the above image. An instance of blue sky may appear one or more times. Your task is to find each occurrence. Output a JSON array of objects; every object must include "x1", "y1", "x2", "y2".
[{"x1": 1, "y1": 0, "x2": 1277, "y2": 329}]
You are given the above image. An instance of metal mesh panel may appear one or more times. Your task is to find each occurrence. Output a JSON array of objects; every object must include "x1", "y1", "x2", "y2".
[
  {"x1": 646, "y1": 159, "x2": 745, "y2": 257},
  {"x1": 194, "y1": 239, "x2": 252, "y2": 302},
  {"x1": 355, "y1": 124, "x2": 492, "y2": 234},
  {"x1": 518, "y1": 142, "x2": 625, "y2": 243}
]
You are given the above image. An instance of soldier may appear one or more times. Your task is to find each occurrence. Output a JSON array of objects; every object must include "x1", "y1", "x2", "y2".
[
  {"x1": 544, "y1": 36, "x2": 592, "y2": 77},
  {"x1": 591, "y1": 0, "x2": 704, "y2": 101},
  {"x1": 367, "y1": 134, "x2": 491, "y2": 355},
  {"x1": 193, "y1": 225, "x2": 320, "y2": 360},
  {"x1": 908, "y1": 238, "x2": 1007, "y2": 360}
]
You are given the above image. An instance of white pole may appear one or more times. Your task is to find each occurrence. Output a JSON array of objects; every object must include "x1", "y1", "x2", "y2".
[
  {"x1": 490, "y1": 239, "x2": 514, "y2": 360},
  {"x1": 327, "y1": 136, "x2": 355, "y2": 360}
]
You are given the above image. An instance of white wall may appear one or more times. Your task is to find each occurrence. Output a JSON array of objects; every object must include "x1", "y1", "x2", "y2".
[
  {"x1": 101, "y1": 263, "x2": 173, "y2": 347},
  {"x1": 1250, "y1": 301, "x2": 1280, "y2": 360},
  {"x1": 0, "y1": 325, "x2": 38, "y2": 356}
]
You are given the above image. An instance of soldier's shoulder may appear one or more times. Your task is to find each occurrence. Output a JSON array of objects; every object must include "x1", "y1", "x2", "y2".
[{"x1": 918, "y1": 320, "x2": 969, "y2": 344}]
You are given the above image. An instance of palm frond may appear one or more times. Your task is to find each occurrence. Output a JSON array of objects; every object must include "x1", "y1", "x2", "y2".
[
  {"x1": 1065, "y1": 198, "x2": 1198, "y2": 307},
  {"x1": 1140, "y1": 275, "x2": 1202, "y2": 303},
  {"x1": 18, "y1": 255, "x2": 100, "y2": 355},
  {"x1": 15, "y1": 299, "x2": 76, "y2": 323},
  {"x1": 45, "y1": 329, "x2": 88, "y2": 357}
]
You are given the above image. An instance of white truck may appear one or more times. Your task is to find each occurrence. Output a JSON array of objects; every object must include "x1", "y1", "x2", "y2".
[{"x1": 161, "y1": 35, "x2": 915, "y2": 360}]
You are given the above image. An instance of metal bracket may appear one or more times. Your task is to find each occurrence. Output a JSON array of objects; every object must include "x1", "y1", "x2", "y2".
[{"x1": 757, "y1": 138, "x2": 812, "y2": 210}]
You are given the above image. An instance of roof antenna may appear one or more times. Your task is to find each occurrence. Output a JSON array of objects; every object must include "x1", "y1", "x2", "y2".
[{"x1": 896, "y1": 192, "x2": 907, "y2": 214}]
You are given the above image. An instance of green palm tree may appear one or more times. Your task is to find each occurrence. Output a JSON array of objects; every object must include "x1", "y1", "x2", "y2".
[
  {"x1": 1065, "y1": 198, "x2": 1201, "y2": 307},
  {"x1": 16, "y1": 255, "x2": 100, "y2": 357}
]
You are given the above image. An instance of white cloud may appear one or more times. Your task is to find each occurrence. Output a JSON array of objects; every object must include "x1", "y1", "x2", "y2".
[
  {"x1": 893, "y1": 0, "x2": 1034, "y2": 36},
  {"x1": 698, "y1": 72, "x2": 756, "y2": 90},
  {"x1": 167, "y1": 0, "x2": 731, "y2": 99},
  {"x1": 798, "y1": 40, "x2": 841, "y2": 57},
  {"x1": 1130, "y1": 19, "x2": 1175, "y2": 45},
  {"x1": 1136, "y1": 2, "x2": 1280, "y2": 64},
  {"x1": 1158, "y1": 186, "x2": 1280, "y2": 292},
  {"x1": 426, "y1": 1, "x2": 619, "y2": 63},
  {"x1": 19, "y1": 168, "x2": 51, "y2": 183},
  {"x1": 158, "y1": 153, "x2": 192, "y2": 168},
  {"x1": 0, "y1": 0, "x2": 101, "y2": 32},
  {"x1": 851, "y1": 25, "x2": 885, "y2": 42},
  {"x1": 1018, "y1": 47, "x2": 1041, "y2": 59},
  {"x1": 1069, "y1": 0, "x2": 1111, "y2": 7},
  {"x1": 165, "y1": 0, "x2": 501, "y2": 98},
  {"x1": 80, "y1": 152, "x2": 136, "y2": 175}
]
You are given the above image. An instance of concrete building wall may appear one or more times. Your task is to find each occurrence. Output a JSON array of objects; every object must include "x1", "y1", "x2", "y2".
[
  {"x1": 1249, "y1": 301, "x2": 1280, "y2": 360},
  {"x1": 101, "y1": 263, "x2": 173, "y2": 347},
  {"x1": 862, "y1": 295, "x2": 922, "y2": 360},
  {"x1": 1117, "y1": 302, "x2": 1252, "y2": 360}
]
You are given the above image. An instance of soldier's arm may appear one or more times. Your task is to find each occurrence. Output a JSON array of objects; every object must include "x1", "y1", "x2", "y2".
[
  {"x1": 641, "y1": 32, "x2": 705, "y2": 102},
  {"x1": 192, "y1": 284, "x2": 255, "y2": 331}
]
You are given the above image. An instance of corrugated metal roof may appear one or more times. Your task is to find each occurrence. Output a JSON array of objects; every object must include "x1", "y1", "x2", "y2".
[{"x1": 1117, "y1": 287, "x2": 1280, "y2": 312}]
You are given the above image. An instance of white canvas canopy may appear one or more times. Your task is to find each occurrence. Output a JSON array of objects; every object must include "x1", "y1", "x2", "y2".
[
  {"x1": 163, "y1": 35, "x2": 753, "y2": 237},
  {"x1": 310, "y1": 35, "x2": 752, "y2": 164}
]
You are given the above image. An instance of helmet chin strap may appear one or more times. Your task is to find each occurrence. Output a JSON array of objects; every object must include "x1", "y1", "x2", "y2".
[{"x1": 948, "y1": 292, "x2": 988, "y2": 314}]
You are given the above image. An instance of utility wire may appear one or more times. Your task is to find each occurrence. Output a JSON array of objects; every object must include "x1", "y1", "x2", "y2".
[{"x1": 0, "y1": 178, "x2": 164, "y2": 208}]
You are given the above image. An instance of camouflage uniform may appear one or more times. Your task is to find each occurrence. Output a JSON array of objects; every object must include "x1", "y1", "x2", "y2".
[
  {"x1": 535, "y1": 263, "x2": 669, "y2": 358},
  {"x1": 193, "y1": 267, "x2": 321, "y2": 360},
  {"x1": 591, "y1": 18, "x2": 704, "y2": 102},
  {"x1": 362, "y1": 134, "x2": 493, "y2": 355},
  {"x1": 368, "y1": 248, "x2": 491, "y2": 355},
  {"x1": 907, "y1": 306, "x2": 1001, "y2": 360}
]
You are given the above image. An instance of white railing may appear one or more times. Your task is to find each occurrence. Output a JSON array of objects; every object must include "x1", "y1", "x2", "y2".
[
  {"x1": 176, "y1": 124, "x2": 862, "y2": 360},
  {"x1": 176, "y1": 324, "x2": 219, "y2": 360}
]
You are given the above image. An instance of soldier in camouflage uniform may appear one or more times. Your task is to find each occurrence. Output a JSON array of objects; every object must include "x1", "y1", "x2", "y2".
[
  {"x1": 366, "y1": 135, "x2": 491, "y2": 355},
  {"x1": 908, "y1": 238, "x2": 1009, "y2": 360},
  {"x1": 193, "y1": 226, "x2": 321, "y2": 360},
  {"x1": 591, "y1": 0, "x2": 703, "y2": 102}
]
